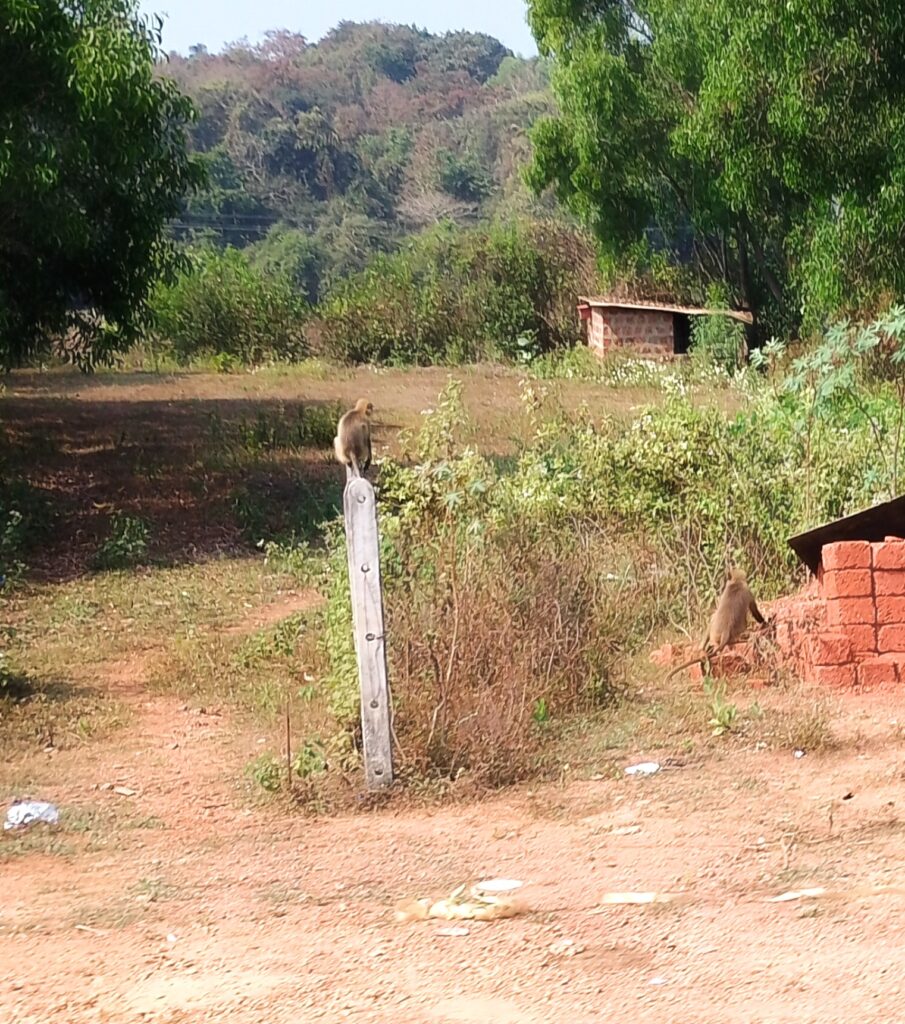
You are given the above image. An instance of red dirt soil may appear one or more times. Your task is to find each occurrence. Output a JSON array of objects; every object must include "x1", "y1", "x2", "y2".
[
  {"x1": 5, "y1": 655, "x2": 905, "y2": 1023},
  {"x1": 3, "y1": 369, "x2": 904, "y2": 1023}
]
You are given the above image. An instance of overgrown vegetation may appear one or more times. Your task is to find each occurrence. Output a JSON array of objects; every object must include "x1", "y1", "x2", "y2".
[
  {"x1": 161, "y1": 23, "x2": 556, "y2": 294},
  {"x1": 145, "y1": 220, "x2": 594, "y2": 367},
  {"x1": 313, "y1": 221, "x2": 593, "y2": 364},
  {"x1": 298, "y1": 313, "x2": 903, "y2": 788},
  {"x1": 92, "y1": 513, "x2": 151, "y2": 571},
  {"x1": 527, "y1": 0, "x2": 905, "y2": 337},
  {"x1": 149, "y1": 246, "x2": 309, "y2": 365},
  {"x1": 0, "y1": 477, "x2": 50, "y2": 585}
]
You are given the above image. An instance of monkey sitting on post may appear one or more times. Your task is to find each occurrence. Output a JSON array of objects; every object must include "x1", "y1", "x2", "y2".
[
  {"x1": 333, "y1": 398, "x2": 373, "y2": 480},
  {"x1": 666, "y1": 568, "x2": 768, "y2": 681}
]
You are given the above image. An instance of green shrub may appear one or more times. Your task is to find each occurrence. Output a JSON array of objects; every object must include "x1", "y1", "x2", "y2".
[
  {"x1": 320, "y1": 522, "x2": 360, "y2": 728},
  {"x1": 245, "y1": 753, "x2": 283, "y2": 793},
  {"x1": 252, "y1": 226, "x2": 326, "y2": 304},
  {"x1": 313, "y1": 221, "x2": 593, "y2": 365},
  {"x1": 92, "y1": 513, "x2": 151, "y2": 571},
  {"x1": 262, "y1": 539, "x2": 316, "y2": 583},
  {"x1": 690, "y1": 305, "x2": 748, "y2": 376},
  {"x1": 0, "y1": 478, "x2": 51, "y2": 585},
  {"x1": 149, "y1": 245, "x2": 308, "y2": 365}
]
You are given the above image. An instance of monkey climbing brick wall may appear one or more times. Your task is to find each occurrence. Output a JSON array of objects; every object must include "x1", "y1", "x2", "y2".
[{"x1": 656, "y1": 538, "x2": 905, "y2": 689}]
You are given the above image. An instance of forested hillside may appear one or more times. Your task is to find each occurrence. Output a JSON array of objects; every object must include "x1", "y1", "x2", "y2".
[{"x1": 160, "y1": 22, "x2": 557, "y2": 303}]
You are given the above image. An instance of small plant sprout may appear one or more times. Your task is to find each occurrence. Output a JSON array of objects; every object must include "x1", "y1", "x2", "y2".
[{"x1": 704, "y1": 679, "x2": 738, "y2": 736}]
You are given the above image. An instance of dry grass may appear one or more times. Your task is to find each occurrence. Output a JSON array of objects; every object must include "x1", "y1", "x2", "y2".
[
  {"x1": 151, "y1": 602, "x2": 323, "y2": 719},
  {"x1": 0, "y1": 557, "x2": 315, "y2": 760},
  {"x1": 376, "y1": 499, "x2": 690, "y2": 788},
  {"x1": 0, "y1": 363, "x2": 844, "y2": 801}
]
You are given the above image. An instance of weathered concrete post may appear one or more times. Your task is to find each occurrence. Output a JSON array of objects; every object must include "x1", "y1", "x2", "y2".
[{"x1": 342, "y1": 474, "x2": 393, "y2": 789}]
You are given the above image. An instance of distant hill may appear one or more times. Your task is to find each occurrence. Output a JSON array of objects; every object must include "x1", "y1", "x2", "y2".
[{"x1": 160, "y1": 22, "x2": 558, "y2": 302}]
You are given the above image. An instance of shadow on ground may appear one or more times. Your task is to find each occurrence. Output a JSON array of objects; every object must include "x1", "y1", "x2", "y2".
[{"x1": 1, "y1": 392, "x2": 345, "y2": 581}]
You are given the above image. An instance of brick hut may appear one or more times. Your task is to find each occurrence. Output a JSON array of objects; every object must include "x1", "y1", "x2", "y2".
[{"x1": 577, "y1": 297, "x2": 753, "y2": 358}]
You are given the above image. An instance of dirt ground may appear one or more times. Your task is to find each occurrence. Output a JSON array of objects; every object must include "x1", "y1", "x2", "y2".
[
  {"x1": 6, "y1": 662, "x2": 905, "y2": 1024},
  {"x1": 4, "y1": 368, "x2": 905, "y2": 1023},
  {"x1": 0, "y1": 364, "x2": 597, "y2": 575}
]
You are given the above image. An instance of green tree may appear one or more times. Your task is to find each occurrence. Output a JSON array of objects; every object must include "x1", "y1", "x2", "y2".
[
  {"x1": 252, "y1": 225, "x2": 325, "y2": 303},
  {"x1": 526, "y1": 0, "x2": 905, "y2": 337},
  {"x1": 0, "y1": 0, "x2": 202, "y2": 367},
  {"x1": 428, "y1": 31, "x2": 511, "y2": 83},
  {"x1": 149, "y1": 245, "x2": 307, "y2": 365}
]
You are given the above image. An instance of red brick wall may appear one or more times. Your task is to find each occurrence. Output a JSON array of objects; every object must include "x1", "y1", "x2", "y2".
[
  {"x1": 587, "y1": 308, "x2": 675, "y2": 357},
  {"x1": 773, "y1": 538, "x2": 905, "y2": 688},
  {"x1": 656, "y1": 538, "x2": 905, "y2": 689}
]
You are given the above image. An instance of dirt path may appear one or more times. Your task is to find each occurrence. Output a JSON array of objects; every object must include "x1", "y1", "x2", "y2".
[
  {"x1": 5, "y1": 667, "x2": 905, "y2": 1023},
  {"x1": 2, "y1": 367, "x2": 904, "y2": 1022}
]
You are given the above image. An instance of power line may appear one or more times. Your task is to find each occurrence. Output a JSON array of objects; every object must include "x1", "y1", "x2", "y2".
[
  {"x1": 170, "y1": 216, "x2": 283, "y2": 225},
  {"x1": 168, "y1": 223, "x2": 277, "y2": 231}
]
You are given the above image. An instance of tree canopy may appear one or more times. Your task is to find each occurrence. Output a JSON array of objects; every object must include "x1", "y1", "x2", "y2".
[
  {"x1": 526, "y1": 0, "x2": 905, "y2": 335},
  {"x1": 160, "y1": 22, "x2": 556, "y2": 301},
  {"x1": 0, "y1": 0, "x2": 202, "y2": 366}
]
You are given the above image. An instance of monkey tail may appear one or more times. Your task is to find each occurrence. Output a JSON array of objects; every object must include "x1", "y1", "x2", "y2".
[
  {"x1": 665, "y1": 654, "x2": 706, "y2": 682},
  {"x1": 665, "y1": 638, "x2": 733, "y2": 682}
]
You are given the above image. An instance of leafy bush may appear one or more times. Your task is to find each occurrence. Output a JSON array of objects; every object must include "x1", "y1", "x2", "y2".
[
  {"x1": 0, "y1": 478, "x2": 51, "y2": 584},
  {"x1": 149, "y1": 246, "x2": 309, "y2": 365},
  {"x1": 252, "y1": 226, "x2": 326, "y2": 304},
  {"x1": 262, "y1": 539, "x2": 316, "y2": 583},
  {"x1": 245, "y1": 753, "x2": 283, "y2": 793},
  {"x1": 92, "y1": 513, "x2": 151, "y2": 571},
  {"x1": 689, "y1": 291, "x2": 748, "y2": 376},
  {"x1": 0, "y1": 509, "x2": 25, "y2": 586},
  {"x1": 778, "y1": 305, "x2": 905, "y2": 500},
  {"x1": 313, "y1": 220, "x2": 594, "y2": 365}
]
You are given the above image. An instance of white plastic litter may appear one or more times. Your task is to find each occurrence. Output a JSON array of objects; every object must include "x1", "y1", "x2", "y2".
[
  {"x1": 596, "y1": 891, "x2": 675, "y2": 906},
  {"x1": 624, "y1": 762, "x2": 660, "y2": 776},
  {"x1": 4, "y1": 801, "x2": 59, "y2": 831},
  {"x1": 549, "y1": 938, "x2": 585, "y2": 956},
  {"x1": 473, "y1": 878, "x2": 524, "y2": 894},
  {"x1": 767, "y1": 887, "x2": 827, "y2": 903}
]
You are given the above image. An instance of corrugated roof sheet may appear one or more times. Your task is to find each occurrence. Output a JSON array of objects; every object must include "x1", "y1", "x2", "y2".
[
  {"x1": 788, "y1": 495, "x2": 905, "y2": 575},
  {"x1": 578, "y1": 296, "x2": 754, "y2": 325}
]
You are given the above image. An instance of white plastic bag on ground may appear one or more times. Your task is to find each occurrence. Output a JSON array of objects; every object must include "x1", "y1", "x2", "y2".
[{"x1": 4, "y1": 801, "x2": 60, "y2": 831}]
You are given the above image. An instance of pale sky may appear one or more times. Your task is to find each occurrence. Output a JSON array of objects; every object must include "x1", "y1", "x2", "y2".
[{"x1": 138, "y1": 0, "x2": 539, "y2": 58}]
